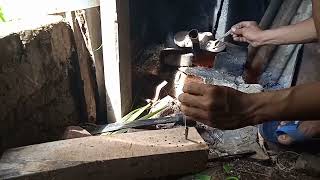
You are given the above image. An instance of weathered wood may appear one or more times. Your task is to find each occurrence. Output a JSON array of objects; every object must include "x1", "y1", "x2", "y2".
[
  {"x1": 101, "y1": 0, "x2": 132, "y2": 122},
  {"x1": 244, "y1": 0, "x2": 303, "y2": 83},
  {"x1": 84, "y1": 8, "x2": 107, "y2": 124},
  {"x1": 0, "y1": 127, "x2": 208, "y2": 180},
  {"x1": 71, "y1": 11, "x2": 97, "y2": 123},
  {"x1": 2, "y1": 0, "x2": 100, "y2": 21},
  {"x1": 259, "y1": 0, "x2": 285, "y2": 30}
]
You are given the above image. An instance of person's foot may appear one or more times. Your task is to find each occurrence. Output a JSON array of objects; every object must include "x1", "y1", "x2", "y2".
[{"x1": 277, "y1": 121, "x2": 320, "y2": 145}]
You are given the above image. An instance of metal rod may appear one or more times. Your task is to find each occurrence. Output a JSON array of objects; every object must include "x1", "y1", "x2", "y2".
[{"x1": 188, "y1": 29, "x2": 201, "y2": 56}]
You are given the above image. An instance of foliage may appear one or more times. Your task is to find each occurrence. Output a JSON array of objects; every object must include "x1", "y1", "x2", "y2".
[
  {"x1": 0, "y1": 6, "x2": 5, "y2": 22},
  {"x1": 194, "y1": 174, "x2": 212, "y2": 180}
]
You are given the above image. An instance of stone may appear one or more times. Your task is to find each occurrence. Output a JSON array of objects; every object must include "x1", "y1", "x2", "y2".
[
  {"x1": 179, "y1": 67, "x2": 263, "y2": 93},
  {"x1": 0, "y1": 127, "x2": 209, "y2": 180},
  {"x1": 62, "y1": 126, "x2": 92, "y2": 140},
  {"x1": 213, "y1": 43, "x2": 247, "y2": 77},
  {"x1": 295, "y1": 153, "x2": 320, "y2": 176},
  {"x1": 0, "y1": 16, "x2": 84, "y2": 149}
]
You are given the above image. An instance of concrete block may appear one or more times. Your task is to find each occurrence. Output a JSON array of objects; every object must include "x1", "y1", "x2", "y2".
[{"x1": 0, "y1": 127, "x2": 208, "y2": 180}]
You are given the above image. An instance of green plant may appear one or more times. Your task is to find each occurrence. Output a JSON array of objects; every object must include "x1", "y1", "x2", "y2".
[
  {"x1": 223, "y1": 164, "x2": 233, "y2": 174},
  {"x1": 121, "y1": 103, "x2": 152, "y2": 123},
  {"x1": 225, "y1": 177, "x2": 239, "y2": 180},
  {"x1": 223, "y1": 164, "x2": 240, "y2": 180},
  {"x1": 194, "y1": 174, "x2": 212, "y2": 180},
  {"x1": 0, "y1": 6, "x2": 5, "y2": 22}
]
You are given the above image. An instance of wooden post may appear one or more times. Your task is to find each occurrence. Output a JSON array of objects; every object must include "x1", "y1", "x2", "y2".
[
  {"x1": 82, "y1": 8, "x2": 108, "y2": 124},
  {"x1": 100, "y1": 0, "x2": 132, "y2": 123}
]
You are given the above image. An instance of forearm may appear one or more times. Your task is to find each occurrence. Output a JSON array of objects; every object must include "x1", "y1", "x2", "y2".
[
  {"x1": 313, "y1": 0, "x2": 320, "y2": 41},
  {"x1": 246, "y1": 83, "x2": 320, "y2": 124},
  {"x1": 258, "y1": 18, "x2": 318, "y2": 45}
]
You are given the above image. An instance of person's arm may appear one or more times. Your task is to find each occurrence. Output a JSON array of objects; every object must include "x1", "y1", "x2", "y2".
[
  {"x1": 248, "y1": 82, "x2": 320, "y2": 123},
  {"x1": 231, "y1": 18, "x2": 318, "y2": 47},
  {"x1": 313, "y1": 0, "x2": 320, "y2": 41},
  {"x1": 259, "y1": 18, "x2": 317, "y2": 45},
  {"x1": 179, "y1": 82, "x2": 320, "y2": 130}
]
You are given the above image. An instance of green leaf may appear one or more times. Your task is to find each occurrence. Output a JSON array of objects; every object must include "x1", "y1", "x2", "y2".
[
  {"x1": 121, "y1": 108, "x2": 140, "y2": 122},
  {"x1": 194, "y1": 174, "x2": 212, "y2": 180},
  {"x1": 139, "y1": 105, "x2": 167, "y2": 120},
  {"x1": 0, "y1": 6, "x2": 5, "y2": 22},
  {"x1": 225, "y1": 176, "x2": 239, "y2": 180},
  {"x1": 124, "y1": 103, "x2": 151, "y2": 123},
  {"x1": 223, "y1": 164, "x2": 233, "y2": 174}
]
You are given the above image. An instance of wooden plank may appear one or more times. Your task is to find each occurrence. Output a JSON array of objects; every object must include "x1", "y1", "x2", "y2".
[
  {"x1": 2, "y1": 0, "x2": 100, "y2": 21},
  {"x1": 70, "y1": 11, "x2": 97, "y2": 123},
  {"x1": 0, "y1": 127, "x2": 208, "y2": 179},
  {"x1": 101, "y1": 0, "x2": 132, "y2": 122},
  {"x1": 83, "y1": 8, "x2": 107, "y2": 123}
]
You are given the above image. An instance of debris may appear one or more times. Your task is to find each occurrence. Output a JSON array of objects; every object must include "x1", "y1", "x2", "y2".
[
  {"x1": 91, "y1": 115, "x2": 183, "y2": 134},
  {"x1": 62, "y1": 126, "x2": 92, "y2": 139},
  {"x1": 276, "y1": 151, "x2": 300, "y2": 172},
  {"x1": 295, "y1": 153, "x2": 320, "y2": 176}
]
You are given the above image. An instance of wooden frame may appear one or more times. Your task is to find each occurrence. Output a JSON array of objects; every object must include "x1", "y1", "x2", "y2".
[
  {"x1": 100, "y1": 0, "x2": 132, "y2": 122},
  {"x1": 1, "y1": 0, "x2": 100, "y2": 21}
]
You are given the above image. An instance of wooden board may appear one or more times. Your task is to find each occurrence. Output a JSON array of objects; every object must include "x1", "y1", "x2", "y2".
[
  {"x1": 101, "y1": 0, "x2": 132, "y2": 122},
  {"x1": 0, "y1": 127, "x2": 208, "y2": 180},
  {"x1": 2, "y1": 0, "x2": 100, "y2": 21}
]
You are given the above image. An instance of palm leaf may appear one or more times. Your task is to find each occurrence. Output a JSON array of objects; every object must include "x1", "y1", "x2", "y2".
[
  {"x1": 0, "y1": 7, "x2": 5, "y2": 22},
  {"x1": 124, "y1": 103, "x2": 151, "y2": 123},
  {"x1": 139, "y1": 105, "x2": 167, "y2": 120}
]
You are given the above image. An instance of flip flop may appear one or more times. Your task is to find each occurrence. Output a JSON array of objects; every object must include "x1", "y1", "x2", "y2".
[{"x1": 259, "y1": 121, "x2": 306, "y2": 144}]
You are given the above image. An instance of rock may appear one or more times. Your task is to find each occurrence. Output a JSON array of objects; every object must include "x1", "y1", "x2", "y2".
[
  {"x1": 179, "y1": 67, "x2": 263, "y2": 93},
  {"x1": 0, "y1": 16, "x2": 84, "y2": 149},
  {"x1": 62, "y1": 126, "x2": 92, "y2": 140}
]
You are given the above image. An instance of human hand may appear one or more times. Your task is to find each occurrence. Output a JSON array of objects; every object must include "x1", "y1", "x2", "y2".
[
  {"x1": 178, "y1": 82, "x2": 256, "y2": 130},
  {"x1": 231, "y1": 21, "x2": 264, "y2": 47}
]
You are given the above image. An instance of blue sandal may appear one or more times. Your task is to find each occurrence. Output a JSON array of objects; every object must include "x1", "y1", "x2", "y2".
[{"x1": 259, "y1": 121, "x2": 307, "y2": 144}]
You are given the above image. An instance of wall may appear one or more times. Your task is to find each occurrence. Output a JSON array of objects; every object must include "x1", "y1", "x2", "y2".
[{"x1": 129, "y1": 0, "x2": 268, "y2": 58}]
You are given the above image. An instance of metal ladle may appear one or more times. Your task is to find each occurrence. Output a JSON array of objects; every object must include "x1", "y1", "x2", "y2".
[{"x1": 214, "y1": 29, "x2": 232, "y2": 46}]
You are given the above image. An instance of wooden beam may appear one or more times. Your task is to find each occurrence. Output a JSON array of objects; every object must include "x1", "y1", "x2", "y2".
[
  {"x1": 83, "y1": 8, "x2": 107, "y2": 123},
  {"x1": 0, "y1": 128, "x2": 208, "y2": 179},
  {"x1": 2, "y1": 0, "x2": 100, "y2": 21},
  {"x1": 101, "y1": 0, "x2": 132, "y2": 122}
]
